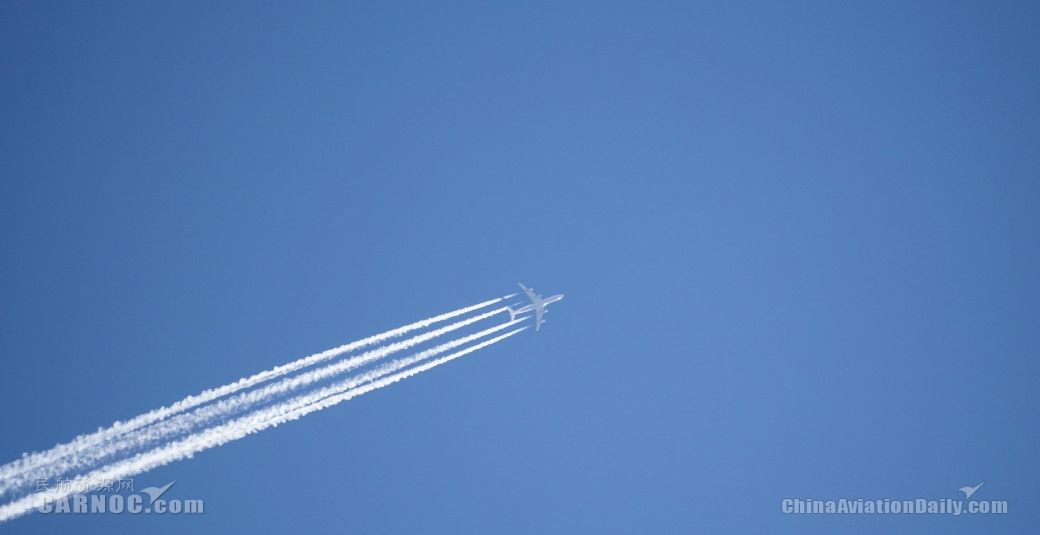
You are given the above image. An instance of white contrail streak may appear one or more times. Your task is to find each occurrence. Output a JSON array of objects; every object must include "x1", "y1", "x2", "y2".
[
  {"x1": 0, "y1": 296, "x2": 507, "y2": 490},
  {"x1": 0, "y1": 327, "x2": 526, "y2": 523},
  {"x1": 2, "y1": 317, "x2": 526, "y2": 492}
]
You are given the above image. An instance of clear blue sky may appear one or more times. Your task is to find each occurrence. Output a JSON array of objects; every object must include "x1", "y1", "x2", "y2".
[{"x1": 2, "y1": 1, "x2": 1038, "y2": 532}]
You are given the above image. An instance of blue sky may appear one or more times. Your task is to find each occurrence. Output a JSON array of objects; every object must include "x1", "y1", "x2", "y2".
[{"x1": 1, "y1": 1, "x2": 1038, "y2": 532}]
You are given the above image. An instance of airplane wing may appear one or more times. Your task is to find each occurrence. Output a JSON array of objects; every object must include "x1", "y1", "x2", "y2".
[
  {"x1": 518, "y1": 282, "x2": 538, "y2": 301},
  {"x1": 534, "y1": 306, "x2": 544, "y2": 330}
]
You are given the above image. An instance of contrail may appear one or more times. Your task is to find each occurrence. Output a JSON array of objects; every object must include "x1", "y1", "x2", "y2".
[
  {"x1": 0, "y1": 295, "x2": 508, "y2": 491},
  {"x1": 0, "y1": 327, "x2": 526, "y2": 523},
  {"x1": 1, "y1": 316, "x2": 527, "y2": 494}
]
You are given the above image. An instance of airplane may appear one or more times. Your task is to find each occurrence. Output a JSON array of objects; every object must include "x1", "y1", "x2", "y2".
[{"x1": 508, "y1": 282, "x2": 564, "y2": 331}]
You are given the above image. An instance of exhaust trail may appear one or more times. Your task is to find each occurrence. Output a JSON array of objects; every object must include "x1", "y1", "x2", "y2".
[
  {"x1": 1, "y1": 317, "x2": 527, "y2": 493},
  {"x1": 0, "y1": 327, "x2": 526, "y2": 523},
  {"x1": 0, "y1": 295, "x2": 508, "y2": 491}
]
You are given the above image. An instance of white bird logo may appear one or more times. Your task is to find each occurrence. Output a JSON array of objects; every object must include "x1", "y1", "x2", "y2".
[
  {"x1": 140, "y1": 481, "x2": 176, "y2": 504},
  {"x1": 958, "y1": 482, "x2": 984, "y2": 500}
]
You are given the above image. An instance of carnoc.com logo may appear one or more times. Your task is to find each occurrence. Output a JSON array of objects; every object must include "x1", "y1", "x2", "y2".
[
  {"x1": 35, "y1": 479, "x2": 203, "y2": 516},
  {"x1": 781, "y1": 482, "x2": 1007, "y2": 516}
]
